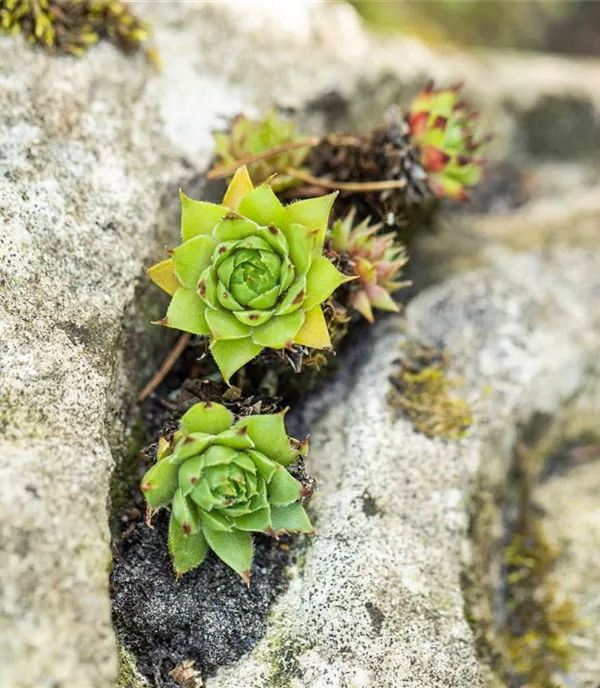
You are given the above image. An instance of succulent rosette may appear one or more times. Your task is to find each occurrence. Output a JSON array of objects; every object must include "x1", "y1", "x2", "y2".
[
  {"x1": 141, "y1": 401, "x2": 312, "y2": 581},
  {"x1": 408, "y1": 82, "x2": 487, "y2": 201},
  {"x1": 147, "y1": 166, "x2": 352, "y2": 383},
  {"x1": 330, "y1": 209, "x2": 409, "y2": 323},
  {"x1": 212, "y1": 108, "x2": 312, "y2": 192}
]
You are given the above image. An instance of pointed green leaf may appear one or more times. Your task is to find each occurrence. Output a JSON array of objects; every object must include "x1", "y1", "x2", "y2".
[
  {"x1": 257, "y1": 224, "x2": 289, "y2": 257},
  {"x1": 180, "y1": 191, "x2": 227, "y2": 241},
  {"x1": 238, "y1": 183, "x2": 284, "y2": 227},
  {"x1": 171, "y1": 432, "x2": 213, "y2": 464},
  {"x1": 172, "y1": 234, "x2": 217, "y2": 289},
  {"x1": 267, "y1": 466, "x2": 301, "y2": 506},
  {"x1": 197, "y1": 267, "x2": 219, "y2": 310},
  {"x1": 190, "y1": 480, "x2": 219, "y2": 511},
  {"x1": 213, "y1": 241, "x2": 238, "y2": 269},
  {"x1": 250, "y1": 480, "x2": 269, "y2": 511},
  {"x1": 270, "y1": 503, "x2": 313, "y2": 533},
  {"x1": 210, "y1": 338, "x2": 264, "y2": 384},
  {"x1": 233, "y1": 235, "x2": 273, "y2": 252},
  {"x1": 245, "y1": 448, "x2": 279, "y2": 478},
  {"x1": 279, "y1": 257, "x2": 295, "y2": 293},
  {"x1": 293, "y1": 305, "x2": 331, "y2": 349},
  {"x1": 180, "y1": 402, "x2": 233, "y2": 435},
  {"x1": 206, "y1": 308, "x2": 252, "y2": 340},
  {"x1": 213, "y1": 217, "x2": 260, "y2": 244},
  {"x1": 276, "y1": 277, "x2": 306, "y2": 315},
  {"x1": 284, "y1": 192, "x2": 337, "y2": 254},
  {"x1": 221, "y1": 501, "x2": 253, "y2": 518},
  {"x1": 222, "y1": 166, "x2": 254, "y2": 210},
  {"x1": 216, "y1": 253, "x2": 236, "y2": 286},
  {"x1": 215, "y1": 428, "x2": 255, "y2": 450},
  {"x1": 217, "y1": 284, "x2": 244, "y2": 311},
  {"x1": 140, "y1": 459, "x2": 179, "y2": 509},
  {"x1": 147, "y1": 258, "x2": 179, "y2": 296},
  {"x1": 247, "y1": 285, "x2": 280, "y2": 310},
  {"x1": 164, "y1": 288, "x2": 210, "y2": 336},
  {"x1": 233, "y1": 452, "x2": 257, "y2": 474},
  {"x1": 178, "y1": 455, "x2": 204, "y2": 496},
  {"x1": 168, "y1": 512, "x2": 209, "y2": 575},
  {"x1": 203, "y1": 526, "x2": 253, "y2": 582},
  {"x1": 303, "y1": 256, "x2": 353, "y2": 311},
  {"x1": 203, "y1": 444, "x2": 238, "y2": 466},
  {"x1": 251, "y1": 311, "x2": 305, "y2": 349},
  {"x1": 233, "y1": 309, "x2": 274, "y2": 327},
  {"x1": 200, "y1": 509, "x2": 233, "y2": 532},
  {"x1": 283, "y1": 223, "x2": 315, "y2": 277},
  {"x1": 237, "y1": 418, "x2": 296, "y2": 466},
  {"x1": 172, "y1": 488, "x2": 201, "y2": 533},
  {"x1": 234, "y1": 507, "x2": 271, "y2": 532}
]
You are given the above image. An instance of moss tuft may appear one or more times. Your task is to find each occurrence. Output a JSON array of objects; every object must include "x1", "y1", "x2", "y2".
[
  {"x1": 117, "y1": 639, "x2": 149, "y2": 688},
  {"x1": 502, "y1": 518, "x2": 580, "y2": 686},
  {"x1": 388, "y1": 344, "x2": 474, "y2": 440},
  {"x1": 0, "y1": 0, "x2": 158, "y2": 63}
]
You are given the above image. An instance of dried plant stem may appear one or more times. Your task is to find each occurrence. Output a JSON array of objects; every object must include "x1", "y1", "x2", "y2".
[
  {"x1": 285, "y1": 168, "x2": 407, "y2": 192},
  {"x1": 138, "y1": 332, "x2": 191, "y2": 402},
  {"x1": 206, "y1": 138, "x2": 320, "y2": 180}
]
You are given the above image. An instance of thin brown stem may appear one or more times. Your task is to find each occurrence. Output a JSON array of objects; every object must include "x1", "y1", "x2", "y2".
[
  {"x1": 137, "y1": 332, "x2": 191, "y2": 403},
  {"x1": 206, "y1": 138, "x2": 320, "y2": 180},
  {"x1": 285, "y1": 168, "x2": 407, "y2": 193}
]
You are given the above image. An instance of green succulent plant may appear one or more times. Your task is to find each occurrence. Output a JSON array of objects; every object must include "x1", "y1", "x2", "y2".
[
  {"x1": 148, "y1": 165, "x2": 352, "y2": 383},
  {"x1": 329, "y1": 209, "x2": 409, "y2": 323},
  {"x1": 141, "y1": 401, "x2": 313, "y2": 581},
  {"x1": 212, "y1": 108, "x2": 312, "y2": 192},
  {"x1": 408, "y1": 81, "x2": 487, "y2": 200}
]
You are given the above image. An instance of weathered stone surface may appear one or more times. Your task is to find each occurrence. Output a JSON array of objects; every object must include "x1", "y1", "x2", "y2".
[
  {"x1": 3, "y1": 1, "x2": 600, "y2": 687},
  {"x1": 205, "y1": 241, "x2": 600, "y2": 688}
]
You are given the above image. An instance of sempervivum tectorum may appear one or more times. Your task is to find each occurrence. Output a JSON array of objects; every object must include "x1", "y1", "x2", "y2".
[
  {"x1": 141, "y1": 400, "x2": 313, "y2": 581},
  {"x1": 210, "y1": 108, "x2": 313, "y2": 192},
  {"x1": 146, "y1": 165, "x2": 352, "y2": 383},
  {"x1": 408, "y1": 81, "x2": 487, "y2": 201},
  {"x1": 328, "y1": 209, "x2": 409, "y2": 323},
  {"x1": 307, "y1": 81, "x2": 488, "y2": 225}
]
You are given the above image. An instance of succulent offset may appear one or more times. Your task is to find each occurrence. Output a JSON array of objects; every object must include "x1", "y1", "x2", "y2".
[
  {"x1": 329, "y1": 209, "x2": 408, "y2": 323},
  {"x1": 147, "y1": 165, "x2": 352, "y2": 383},
  {"x1": 212, "y1": 109, "x2": 312, "y2": 192},
  {"x1": 408, "y1": 81, "x2": 487, "y2": 200},
  {"x1": 141, "y1": 401, "x2": 313, "y2": 581}
]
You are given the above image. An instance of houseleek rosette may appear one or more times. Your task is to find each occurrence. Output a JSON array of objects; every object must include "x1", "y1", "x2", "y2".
[
  {"x1": 330, "y1": 209, "x2": 409, "y2": 323},
  {"x1": 212, "y1": 108, "x2": 312, "y2": 191},
  {"x1": 408, "y1": 82, "x2": 487, "y2": 200},
  {"x1": 147, "y1": 165, "x2": 352, "y2": 382},
  {"x1": 141, "y1": 401, "x2": 312, "y2": 581}
]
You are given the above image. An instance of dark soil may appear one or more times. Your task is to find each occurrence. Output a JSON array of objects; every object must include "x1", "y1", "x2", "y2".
[{"x1": 111, "y1": 512, "x2": 295, "y2": 686}]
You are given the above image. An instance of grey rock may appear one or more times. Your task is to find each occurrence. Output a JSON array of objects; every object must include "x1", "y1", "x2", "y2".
[
  {"x1": 207, "y1": 243, "x2": 600, "y2": 688},
  {"x1": 2, "y1": 1, "x2": 600, "y2": 687}
]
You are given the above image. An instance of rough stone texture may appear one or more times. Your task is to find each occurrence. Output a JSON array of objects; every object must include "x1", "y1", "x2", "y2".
[
  {"x1": 3, "y1": 1, "x2": 600, "y2": 686},
  {"x1": 206, "y1": 241, "x2": 600, "y2": 688}
]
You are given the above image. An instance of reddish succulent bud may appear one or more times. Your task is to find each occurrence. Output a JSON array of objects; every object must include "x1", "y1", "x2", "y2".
[{"x1": 408, "y1": 81, "x2": 489, "y2": 201}]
